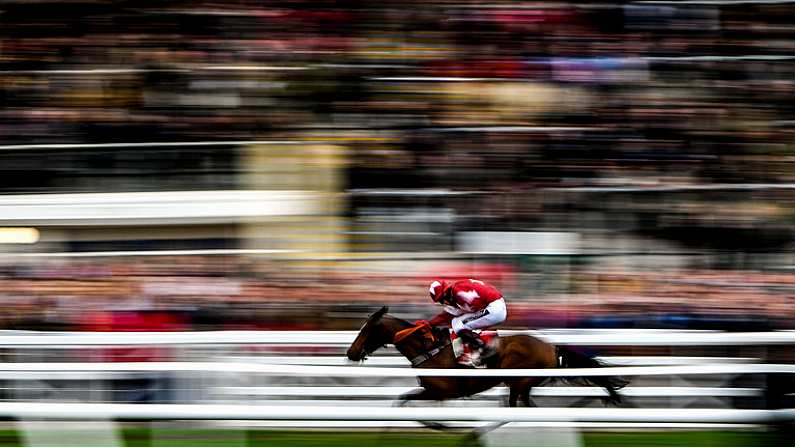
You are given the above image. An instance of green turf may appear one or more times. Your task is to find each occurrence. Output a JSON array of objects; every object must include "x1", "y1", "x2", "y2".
[
  {"x1": 126, "y1": 429, "x2": 467, "y2": 447},
  {"x1": 583, "y1": 430, "x2": 779, "y2": 447},
  {"x1": 0, "y1": 427, "x2": 786, "y2": 447}
]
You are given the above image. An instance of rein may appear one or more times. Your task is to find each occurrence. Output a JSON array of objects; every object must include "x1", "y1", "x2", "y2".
[
  {"x1": 393, "y1": 323, "x2": 451, "y2": 367},
  {"x1": 408, "y1": 339, "x2": 452, "y2": 367},
  {"x1": 393, "y1": 323, "x2": 433, "y2": 344}
]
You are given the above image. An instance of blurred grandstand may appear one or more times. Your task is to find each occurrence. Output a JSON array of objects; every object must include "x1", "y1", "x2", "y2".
[{"x1": 0, "y1": 0, "x2": 793, "y2": 337}]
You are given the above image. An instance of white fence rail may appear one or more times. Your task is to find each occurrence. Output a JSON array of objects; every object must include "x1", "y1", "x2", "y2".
[
  {"x1": 216, "y1": 385, "x2": 762, "y2": 398},
  {"x1": 1, "y1": 329, "x2": 791, "y2": 427},
  {"x1": 1, "y1": 329, "x2": 794, "y2": 346},
  {"x1": 0, "y1": 361, "x2": 793, "y2": 377},
  {"x1": 217, "y1": 355, "x2": 761, "y2": 366},
  {"x1": 0, "y1": 402, "x2": 792, "y2": 424}
]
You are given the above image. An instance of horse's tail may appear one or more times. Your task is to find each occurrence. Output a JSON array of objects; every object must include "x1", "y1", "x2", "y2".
[{"x1": 557, "y1": 346, "x2": 629, "y2": 405}]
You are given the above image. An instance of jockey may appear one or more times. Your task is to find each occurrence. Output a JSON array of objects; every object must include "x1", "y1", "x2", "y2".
[{"x1": 418, "y1": 278, "x2": 507, "y2": 362}]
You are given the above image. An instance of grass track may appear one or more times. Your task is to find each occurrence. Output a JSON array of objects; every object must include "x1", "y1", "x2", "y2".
[{"x1": 0, "y1": 428, "x2": 785, "y2": 447}]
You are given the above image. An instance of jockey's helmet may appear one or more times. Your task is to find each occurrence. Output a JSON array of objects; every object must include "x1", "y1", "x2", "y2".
[{"x1": 429, "y1": 280, "x2": 449, "y2": 303}]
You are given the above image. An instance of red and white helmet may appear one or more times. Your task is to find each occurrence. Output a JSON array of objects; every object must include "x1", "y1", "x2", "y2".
[{"x1": 429, "y1": 280, "x2": 449, "y2": 303}]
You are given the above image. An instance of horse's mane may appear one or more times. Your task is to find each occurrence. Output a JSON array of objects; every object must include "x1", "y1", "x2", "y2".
[
  {"x1": 369, "y1": 306, "x2": 412, "y2": 328},
  {"x1": 388, "y1": 314, "x2": 450, "y2": 346},
  {"x1": 367, "y1": 306, "x2": 446, "y2": 343},
  {"x1": 381, "y1": 312, "x2": 414, "y2": 330}
]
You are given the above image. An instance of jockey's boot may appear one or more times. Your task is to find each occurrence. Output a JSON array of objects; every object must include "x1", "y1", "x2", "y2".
[{"x1": 458, "y1": 329, "x2": 497, "y2": 363}]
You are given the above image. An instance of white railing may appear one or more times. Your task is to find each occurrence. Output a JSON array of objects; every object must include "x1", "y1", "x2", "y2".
[
  {"x1": 216, "y1": 385, "x2": 762, "y2": 398},
  {"x1": 1, "y1": 329, "x2": 790, "y2": 427},
  {"x1": 1, "y1": 329, "x2": 794, "y2": 346},
  {"x1": 0, "y1": 402, "x2": 792, "y2": 424},
  {"x1": 217, "y1": 355, "x2": 760, "y2": 366},
  {"x1": 0, "y1": 361, "x2": 793, "y2": 377}
]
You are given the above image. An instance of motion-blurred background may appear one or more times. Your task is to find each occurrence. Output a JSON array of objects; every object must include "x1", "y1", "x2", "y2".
[
  {"x1": 1, "y1": 0, "x2": 793, "y2": 335},
  {"x1": 1, "y1": 1, "x2": 795, "y2": 445}
]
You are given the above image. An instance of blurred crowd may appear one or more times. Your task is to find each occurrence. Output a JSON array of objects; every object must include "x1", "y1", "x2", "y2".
[
  {"x1": 0, "y1": 255, "x2": 791, "y2": 332},
  {"x1": 0, "y1": 0, "x2": 794, "y2": 333},
  {"x1": 1, "y1": 1, "x2": 794, "y2": 187}
]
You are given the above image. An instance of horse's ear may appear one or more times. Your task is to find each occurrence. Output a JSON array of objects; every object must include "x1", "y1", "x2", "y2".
[{"x1": 371, "y1": 306, "x2": 388, "y2": 320}]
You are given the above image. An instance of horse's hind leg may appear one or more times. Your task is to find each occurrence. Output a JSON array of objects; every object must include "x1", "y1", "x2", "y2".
[
  {"x1": 508, "y1": 386, "x2": 519, "y2": 407},
  {"x1": 507, "y1": 379, "x2": 538, "y2": 407},
  {"x1": 521, "y1": 386, "x2": 536, "y2": 407},
  {"x1": 603, "y1": 386, "x2": 627, "y2": 407}
]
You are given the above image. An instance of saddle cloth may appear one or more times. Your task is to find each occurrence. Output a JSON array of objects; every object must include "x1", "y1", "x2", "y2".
[{"x1": 450, "y1": 330, "x2": 498, "y2": 368}]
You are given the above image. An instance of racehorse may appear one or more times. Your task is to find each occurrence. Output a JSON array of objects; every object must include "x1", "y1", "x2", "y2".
[{"x1": 346, "y1": 306, "x2": 628, "y2": 408}]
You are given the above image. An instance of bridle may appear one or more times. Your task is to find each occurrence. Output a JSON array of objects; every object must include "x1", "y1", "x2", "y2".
[
  {"x1": 358, "y1": 338, "x2": 386, "y2": 361},
  {"x1": 354, "y1": 311, "x2": 451, "y2": 366},
  {"x1": 355, "y1": 313, "x2": 389, "y2": 361}
]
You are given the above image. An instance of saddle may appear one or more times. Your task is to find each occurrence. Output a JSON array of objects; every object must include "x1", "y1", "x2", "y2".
[{"x1": 395, "y1": 324, "x2": 499, "y2": 368}]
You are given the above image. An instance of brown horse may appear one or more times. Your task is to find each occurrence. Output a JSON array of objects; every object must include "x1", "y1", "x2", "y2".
[{"x1": 346, "y1": 306, "x2": 628, "y2": 408}]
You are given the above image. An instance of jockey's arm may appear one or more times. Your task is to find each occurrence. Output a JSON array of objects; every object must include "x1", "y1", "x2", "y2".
[{"x1": 428, "y1": 307, "x2": 458, "y2": 326}]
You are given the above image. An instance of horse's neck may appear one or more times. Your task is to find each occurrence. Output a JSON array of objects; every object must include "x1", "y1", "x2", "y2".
[
  {"x1": 387, "y1": 320, "x2": 450, "y2": 364},
  {"x1": 379, "y1": 316, "x2": 416, "y2": 352},
  {"x1": 393, "y1": 339, "x2": 422, "y2": 362},
  {"x1": 381, "y1": 315, "x2": 412, "y2": 337}
]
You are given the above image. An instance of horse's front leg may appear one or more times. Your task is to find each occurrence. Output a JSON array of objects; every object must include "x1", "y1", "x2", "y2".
[
  {"x1": 396, "y1": 387, "x2": 436, "y2": 405},
  {"x1": 395, "y1": 387, "x2": 449, "y2": 431}
]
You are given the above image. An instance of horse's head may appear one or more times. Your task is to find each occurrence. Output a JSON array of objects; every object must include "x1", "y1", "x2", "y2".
[{"x1": 346, "y1": 306, "x2": 391, "y2": 361}]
